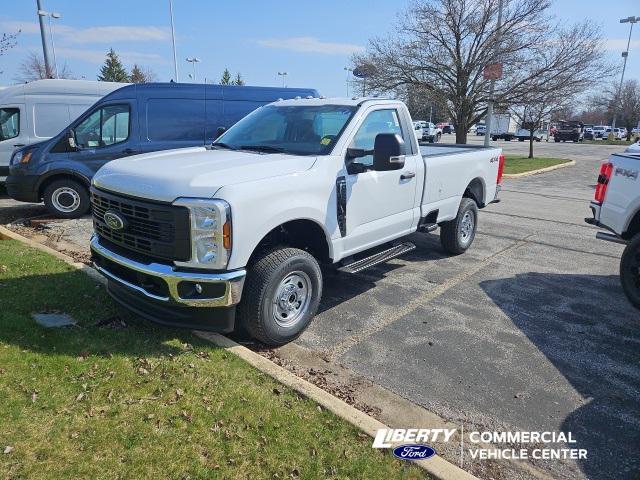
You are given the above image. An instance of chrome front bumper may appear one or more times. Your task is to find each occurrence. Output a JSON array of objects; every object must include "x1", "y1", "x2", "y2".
[{"x1": 90, "y1": 236, "x2": 246, "y2": 308}]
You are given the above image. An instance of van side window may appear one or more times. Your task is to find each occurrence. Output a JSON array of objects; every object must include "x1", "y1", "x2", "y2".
[
  {"x1": 146, "y1": 99, "x2": 204, "y2": 142},
  {"x1": 349, "y1": 109, "x2": 404, "y2": 167},
  {"x1": 75, "y1": 104, "x2": 130, "y2": 148},
  {"x1": 0, "y1": 108, "x2": 20, "y2": 141}
]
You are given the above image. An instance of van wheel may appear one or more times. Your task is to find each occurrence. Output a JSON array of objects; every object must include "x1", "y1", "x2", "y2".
[
  {"x1": 620, "y1": 234, "x2": 640, "y2": 309},
  {"x1": 43, "y1": 178, "x2": 90, "y2": 219},
  {"x1": 237, "y1": 247, "x2": 322, "y2": 346},
  {"x1": 440, "y1": 198, "x2": 478, "y2": 255}
]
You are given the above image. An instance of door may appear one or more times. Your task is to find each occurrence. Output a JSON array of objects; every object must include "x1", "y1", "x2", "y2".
[
  {"x1": 68, "y1": 102, "x2": 136, "y2": 175},
  {"x1": 0, "y1": 105, "x2": 26, "y2": 174},
  {"x1": 342, "y1": 107, "x2": 419, "y2": 254}
]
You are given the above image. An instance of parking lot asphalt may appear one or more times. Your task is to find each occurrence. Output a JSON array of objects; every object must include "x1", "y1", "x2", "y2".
[{"x1": 1, "y1": 139, "x2": 638, "y2": 479}]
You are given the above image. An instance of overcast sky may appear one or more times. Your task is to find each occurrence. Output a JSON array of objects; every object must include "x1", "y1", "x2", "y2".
[{"x1": 1, "y1": 0, "x2": 639, "y2": 97}]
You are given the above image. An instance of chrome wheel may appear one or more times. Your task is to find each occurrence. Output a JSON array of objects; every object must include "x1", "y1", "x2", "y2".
[
  {"x1": 459, "y1": 211, "x2": 475, "y2": 244},
  {"x1": 51, "y1": 187, "x2": 81, "y2": 213},
  {"x1": 272, "y1": 271, "x2": 312, "y2": 328}
]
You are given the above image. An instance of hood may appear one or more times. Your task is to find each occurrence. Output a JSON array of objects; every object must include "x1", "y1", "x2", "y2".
[{"x1": 92, "y1": 147, "x2": 317, "y2": 202}]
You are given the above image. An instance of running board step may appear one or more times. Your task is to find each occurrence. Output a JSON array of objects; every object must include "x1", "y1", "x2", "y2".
[{"x1": 338, "y1": 242, "x2": 416, "y2": 274}]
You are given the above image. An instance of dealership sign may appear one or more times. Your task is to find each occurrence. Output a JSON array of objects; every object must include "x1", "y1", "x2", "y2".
[{"x1": 483, "y1": 63, "x2": 503, "y2": 80}]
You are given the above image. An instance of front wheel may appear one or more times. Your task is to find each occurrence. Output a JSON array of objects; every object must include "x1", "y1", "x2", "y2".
[
  {"x1": 620, "y1": 234, "x2": 640, "y2": 309},
  {"x1": 43, "y1": 178, "x2": 90, "y2": 219},
  {"x1": 440, "y1": 198, "x2": 478, "y2": 255},
  {"x1": 237, "y1": 247, "x2": 323, "y2": 346}
]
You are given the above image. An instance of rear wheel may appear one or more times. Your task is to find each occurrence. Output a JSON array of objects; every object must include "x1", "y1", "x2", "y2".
[
  {"x1": 43, "y1": 178, "x2": 90, "y2": 219},
  {"x1": 440, "y1": 198, "x2": 478, "y2": 255},
  {"x1": 237, "y1": 247, "x2": 322, "y2": 346},
  {"x1": 620, "y1": 234, "x2": 640, "y2": 309}
]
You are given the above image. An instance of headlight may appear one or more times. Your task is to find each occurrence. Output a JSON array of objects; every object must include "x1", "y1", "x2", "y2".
[
  {"x1": 10, "y1": 149, "x2": 34, "y2": 165},
  {"x1": 173, "y1": 198, "x2": 232, "y2": 270}
]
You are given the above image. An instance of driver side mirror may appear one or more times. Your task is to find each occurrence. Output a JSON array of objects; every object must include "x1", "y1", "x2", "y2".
[
  {"x1": 215, "y1": 126, "x2": 226, "y2": 139},
  {"x1": 373, "y1": 133, "x2": 405, "y2": 171}
]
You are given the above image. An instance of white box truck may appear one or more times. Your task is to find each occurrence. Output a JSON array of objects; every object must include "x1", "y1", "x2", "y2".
[{"x1": 490, "y1": 113, "x2": 518, "y2": 141}]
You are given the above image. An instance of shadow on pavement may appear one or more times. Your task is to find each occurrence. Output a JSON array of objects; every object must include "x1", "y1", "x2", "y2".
[{"x1": 480, "y1": 272, "x2": 640, "y2": 480}]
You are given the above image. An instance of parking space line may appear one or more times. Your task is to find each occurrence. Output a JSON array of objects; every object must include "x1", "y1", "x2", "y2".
[{"x1": 326, "y1": 237, "x2": 532, "y2": 361}]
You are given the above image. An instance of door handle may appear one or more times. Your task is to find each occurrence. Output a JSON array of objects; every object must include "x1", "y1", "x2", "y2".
[
  {"x1": 122, "y1": 148, "x2": 137, "y2": 155},
  {"x1": 13, "y1": 144, "x2": 25, "y2": 148},
  {"x1": 400, "y1": 171, "x2": 416, "y2": 180}
]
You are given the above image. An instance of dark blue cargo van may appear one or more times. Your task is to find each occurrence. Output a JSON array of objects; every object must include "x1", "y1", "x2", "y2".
[{"x1": 6, "y1": 82, "x2": 319, "y2": 218}]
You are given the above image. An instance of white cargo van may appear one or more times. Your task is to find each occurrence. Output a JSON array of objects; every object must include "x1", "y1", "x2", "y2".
[{"x1": 0, "y1": 79, "x2": 126, "y2": 181}]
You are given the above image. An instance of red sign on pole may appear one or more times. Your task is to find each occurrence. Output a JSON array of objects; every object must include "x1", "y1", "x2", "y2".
[{"x1": 483, "y1": 63, "x2": 503, "y2": 81}]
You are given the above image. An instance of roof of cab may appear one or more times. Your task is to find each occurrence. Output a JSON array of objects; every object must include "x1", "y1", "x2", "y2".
[
  {"x1": 100, "y1": 82, "x2": 320, "y2": 102},
  {"x1": 0, "y1": 79, "x2": 128, "y2": 101}
]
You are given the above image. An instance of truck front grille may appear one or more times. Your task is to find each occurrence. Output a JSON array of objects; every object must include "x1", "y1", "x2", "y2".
[{"x1": 91, "y1": 188, "x2": 191, "y2": 262}]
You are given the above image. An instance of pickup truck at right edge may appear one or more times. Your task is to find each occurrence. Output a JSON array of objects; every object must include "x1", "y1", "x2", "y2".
[
  {"x1": 586, "y1": 151, "x2": 640, "y2": 309},
  {"x1": 89, "y1": 98, "x2": 504, "y2": 345}
]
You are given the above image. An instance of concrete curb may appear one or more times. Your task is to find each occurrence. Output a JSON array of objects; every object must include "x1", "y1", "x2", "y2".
[
  {"x1": 503, "y1": 159, "x2": 575, "y2": 178},
  {"x1": 0, "y1": 224, "x2": 478, "y2": 480}
]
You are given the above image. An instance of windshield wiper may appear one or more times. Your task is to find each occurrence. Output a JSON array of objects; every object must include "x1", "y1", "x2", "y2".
[
  {"x1": 239, "y1": 145, "x2": 286, "y2": 154},
  {"x1": 210, "y1": 142, "x2": 236, "y2": 150}
]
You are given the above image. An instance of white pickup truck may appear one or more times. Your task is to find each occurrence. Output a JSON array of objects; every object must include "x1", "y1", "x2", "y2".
[
  {"x1": 586, "y1": 152, "x2": 640, "y2": 308},
  {"x1": 90, "y1": 98, "x2": 504, "y2": 345},
  {"x1": 413, "y1": 121, "x2": 442, "y2": 143}
]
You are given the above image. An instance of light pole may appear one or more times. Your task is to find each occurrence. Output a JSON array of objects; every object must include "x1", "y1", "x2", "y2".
[
  {"x1": 612, "y1": 16, "x2": 638, "y2": 130},
  {"x1": 36, "y1": 0, "x2": 53, "y2": 78},
  {"x1": 344, "y1": 67, "x2": 353, "y2": 97},
  {"x1": 38, "y1": 10, "x2": 61, "y2": 78},
  {"x1": 278, "y1": 71, "x2": 288, "y2": 87},
  {"x1": 169, "y1": 0, "x2": 179, "y2": 82},
  {"x1": 186, "y1": 57, "x2": 200, "y2": 82},
  {"x1": 484, "y1": 0, "x2": 504, "y2": 147}
]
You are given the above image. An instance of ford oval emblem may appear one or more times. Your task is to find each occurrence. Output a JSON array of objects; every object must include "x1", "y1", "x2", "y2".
[
  {"x1": 103, "y1": 211, "x2": 126, "y2": 231},
  {"x1": 392, "y1": 444, "x2": 436, "y2": 461}
]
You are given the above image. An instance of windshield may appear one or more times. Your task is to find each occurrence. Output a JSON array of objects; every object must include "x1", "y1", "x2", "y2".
[
  {"x1": 215, "y1": 104, "x2": 357, "y2": 156},
  {"x1": 0, "y1": 108, "x2": 20, "y2": 141}
]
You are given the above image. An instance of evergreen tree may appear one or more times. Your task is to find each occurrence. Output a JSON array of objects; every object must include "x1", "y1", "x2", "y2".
[
  {"x1": 129, "y1": 64, "x2": 156, "y2": 83},
  {"x1": 220, "y1": 68, "x2": 232, "y2": 85},
  {"x1": 232, "y1": 72, "x2": 245, "y2": 86},
  {"x1": 98, "y1": 49, "x2": 130, "y2": 82}
]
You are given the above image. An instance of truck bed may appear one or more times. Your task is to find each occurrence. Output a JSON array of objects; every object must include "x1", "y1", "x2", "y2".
[{"x1": 420, "y1": 144, "x2": 498, "y2": 157}]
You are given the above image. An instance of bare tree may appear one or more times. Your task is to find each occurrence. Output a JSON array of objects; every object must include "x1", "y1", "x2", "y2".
[
  {"x1": 354, "y1": 0, "x2": 611, "y2": 143},
  {"x1": 15, "y1": 52, "x2": 73, "y2": 83},
  {"x1": 509, "y1": 96, "x2": 569, "y2": 158}
]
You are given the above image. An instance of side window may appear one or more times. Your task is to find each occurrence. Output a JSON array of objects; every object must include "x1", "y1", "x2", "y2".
[
  {"x1": 75, "y1": 104, "x2": 130, "y2": 148},
  {"x1": 146, "y1": 99, "x2": 204, "y2": 142},
  {"x1": 350, "y1": 109, "x2": 404, "y2": 167},
  {"x1": 0, "y1": 108, "x2": 20, "y2": 141}
]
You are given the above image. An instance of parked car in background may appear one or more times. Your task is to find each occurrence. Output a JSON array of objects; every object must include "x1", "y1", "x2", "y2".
[
  {"x1": 476, "y1": 124, "x2": 486, "y2": 136},
  {"x1": 0, "y1": 79, "x2": 125, "y2": 182},
  {"x1": 554, "y1": 120, "x2": 584, "y2": 142},
  {"x1": 90, "y1": 97, "x2": 504, "y2": 345},
  {"x1": 584, "y1": 124, "x2": 595, "y2": 140},
  {"x1": 413, "y1": 121, "x2": 442, "y2": 143},
  {"x1": 515, "y1": 124, "x2": 545, "y2": 142},
  {"x1": 593, "y1": 125, "x2": 607, "y2": 139},
  {"x1": 613, "y1": 128, "x2": 626, "y2": 140},
  {"x1": 442, "y1": 124, "x2": 455, "y2": 134},
  {"x1": 586, "y1": 152, "x2": 640, "y2": 309},
  {"x1": 6, "y1": 82, "x2": 319, "y2": 218}
]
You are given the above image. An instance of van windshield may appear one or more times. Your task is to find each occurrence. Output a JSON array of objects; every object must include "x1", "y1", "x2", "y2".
[
  {"x1": 0, "y1": 108, "x2": 20, "y2": 141},
  {"x1": 214, "y1": 104, "x2": 357, "y2": 156}
]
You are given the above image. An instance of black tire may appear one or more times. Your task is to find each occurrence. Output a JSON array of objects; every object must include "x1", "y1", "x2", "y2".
[
  {"x1": 43, "y1": 178, "x2": 90, "y2": 219},
  {"x1": 435, "y1": 133, "x2": 441, "y2": 143},
  {"x1": 428, "y1": 136, "x2": 435, "y2": 144},
  {"x1": 620, "y1": 234, "x2": 640, "y2": 310},
  {"x1": 440, "y1": 198, "x2": 479, "y2": 255},
  {"x1": 237, "y1": 247, "x2": 322, "y2": 346}
]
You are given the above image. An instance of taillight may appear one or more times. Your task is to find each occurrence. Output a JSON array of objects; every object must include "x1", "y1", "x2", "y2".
[
  {"x1": 496, "y1": 154, "x2": 505, "y2": 185},
  {"x1": 594, "y1": 162, "x2": 613, "y2": 204}
]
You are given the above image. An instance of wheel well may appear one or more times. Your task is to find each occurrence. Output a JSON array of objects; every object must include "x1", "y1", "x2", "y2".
[
  {"x1": 250, "y1": 219, "x2": 331, "y2": 265},
  {"x1": 624, "y1": 210, "x2": 640, "y2": 240},
  {"x1": 38, "y1": 174, "x2": 89, "y2": 200},
  {"x1": 463, "y1": 178, "x2": 485, "y2": 207}
]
